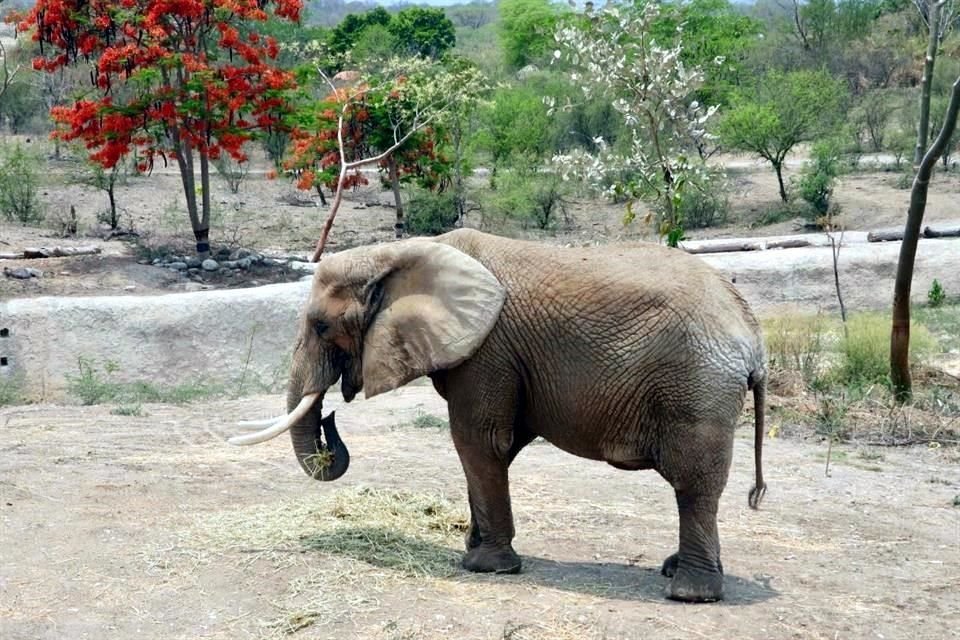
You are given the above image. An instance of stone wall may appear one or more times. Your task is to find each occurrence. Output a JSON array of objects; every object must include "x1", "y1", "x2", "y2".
[{"x1": 1, "y1": 280, "x2": 311, "y2": 401}]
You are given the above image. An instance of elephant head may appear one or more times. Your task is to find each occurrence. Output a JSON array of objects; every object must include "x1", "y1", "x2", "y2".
[{"x1": 228, "y1": 238, "x2": 506, "y2": 480}]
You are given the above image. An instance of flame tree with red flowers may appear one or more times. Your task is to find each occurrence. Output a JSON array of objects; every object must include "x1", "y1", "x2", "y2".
[{"x1": 12, "y1": 0, "x2": 302, "y2": 256}]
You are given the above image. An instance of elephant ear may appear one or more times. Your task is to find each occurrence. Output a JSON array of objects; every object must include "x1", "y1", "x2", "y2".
[{"x1": 361, "y1": 241, "x2": 506, "y2": 398}]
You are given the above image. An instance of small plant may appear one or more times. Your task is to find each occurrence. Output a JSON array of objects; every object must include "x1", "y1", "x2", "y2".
[
  {"x1": 487, "y1": 160, "x2": 571, "y2": 231},
  {"x1": 111, "y1": 404, "x2": 145, "y2": 417},
  {"x1": 213, "y1": 151, "x2": 250, "y2": 194},
  {"x1": 0, "y1": 143, "x2": 44, "y2": 223},
  {"x1": 895, "y1": 171, "x2": 913, "y2": 190},
  {"x1": 928, "y1": 279, "x2": 946, "y2": 307},
  {"x1": 67, "y1": 357, "x2": 120, "y2": 405},
  {"x1": 411, "y1": 413, "x2": 449, "y2": 429}
]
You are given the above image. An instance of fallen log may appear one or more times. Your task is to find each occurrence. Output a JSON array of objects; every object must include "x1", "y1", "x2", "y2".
[
  {"x1": 766, "y1": 238, "x2": 812, "y2": 250},
  {"x1": 866, "y1": 230, "x2": 904, "y2": 242},
  {"x1": 19, "y1": 246, "x2": 102, "y2": 259},
  {"x1": 683, "y1": 241, "x2": 762, "y2": 254},
  {"x1": 923, "y1": 225, "x2": 960, "y2": 238}
]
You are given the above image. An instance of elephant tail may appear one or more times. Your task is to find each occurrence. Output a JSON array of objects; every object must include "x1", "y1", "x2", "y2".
[{"x1": 747, "y1": 371, "x2": 767, "y2": 509}]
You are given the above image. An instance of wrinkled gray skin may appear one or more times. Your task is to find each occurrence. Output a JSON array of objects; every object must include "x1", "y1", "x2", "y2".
[{"x1": 286, "y1": 228, "x2": 767, "y2": 602}]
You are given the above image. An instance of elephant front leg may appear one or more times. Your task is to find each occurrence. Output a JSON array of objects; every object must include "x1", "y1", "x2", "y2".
[
  {"x1": 464, "y1": 430, "x2": 535, "y2": 552},
  {"x1": 664, "y1": 488, "x2": 725, "y2": 602},
  {"x1": 452, "y1": 433, "x2": 522, "y2": 574}
]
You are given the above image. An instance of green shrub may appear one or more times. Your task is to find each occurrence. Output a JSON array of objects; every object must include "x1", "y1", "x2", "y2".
[
  {"x1": 833, "y1": 314, "x2": 937, "y2": 387},
  {"x1": 895, "y1": 171, "x2": 913, "y2": 190},
  {"x1": 797, "y1": 138, "x2": 842, "y2": 217},
  {"x1": 411, "y1": 413, "x2": 448, "y2": 429},
  {"x1": 405, "y1": 189, "x2": 459, "y2": 235},
  {"x1": 487, "y1": 162, "x2": 571, "y2": 230},
  {"x1": 0, "y1": 143, "x2": 44, "y2": 223},
  {"x1": 67, "y1": 356, "x2": 225, "y2": 405},
  {"x1": 928, "y1": 279, "x2": 946, "y2": 307},
  {"x1": 680, "y1": 186, "x2": 730, "y2": 229},
  {"x1": 67, "y1": 357, "x2": 120, "y2": 405}
]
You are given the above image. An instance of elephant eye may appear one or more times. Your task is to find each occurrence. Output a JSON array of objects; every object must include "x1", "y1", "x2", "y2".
[{"x1": 313, "y1": 320, "x2": 329, "y2": 337}]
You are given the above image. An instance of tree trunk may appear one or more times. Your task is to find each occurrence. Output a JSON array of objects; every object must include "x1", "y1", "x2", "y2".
[
  {"x1": 198, "y1": 150, "x2": 211, "y2": 257},
  {"x1": 892, "y1": 74, "x2": 960, "y2": 403},
  {"x1": 389, "y1": 156, "x2": 404, "y2": 238},
  {"x1": 914, "y1": 0, "x2": 946, "y2": 165},
  {"x1": 107, "y1": 185, "x2": 117, "y2": 229},
  {"x1": 774, "y1": 161, "x2": 789, "y2": 203}
]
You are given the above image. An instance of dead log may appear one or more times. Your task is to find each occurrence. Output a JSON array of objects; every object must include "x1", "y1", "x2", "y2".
[
  {"x1": 683, "y1": 241, "x2": 761, "y2": 255},
  {"x1": 766, "y1": 238, "x2": 812, "y2": 250},
  {"x1": 21, "y1": 246, "x2": 102, "y2": 259},
  {"x1": 923, "y1": 225, "x2": 960, "y2": 238},
  {"x1": 867, "y1": 230, "x2": 904, "y2": 242}
]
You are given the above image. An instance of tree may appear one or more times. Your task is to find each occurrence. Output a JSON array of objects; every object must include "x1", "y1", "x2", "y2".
[
  {"x1": 285, "y1": 55, "x2": 488, "y2": 260},
  {"x1": 891, "y1": 74, "x2": 960, "y2": 402},
  {"x1": 499, "y1": 0, "x2": 564, "y2": 69},
  {"x1": 913, "y1": 0, "x2": 954, "y2": 164},
  {"x1": 720, "y1": 69, "x2": 847, "y2": 202},
  {"x1": 14, "y1": 0, "x2": 302, "y2": 256},
  {"x1": 550, "y1": 2, "x2": 720, "y2": 246},
  {"x1": 327, "y1": 6, "x2": 392, "y2": 58},
  {"x1": 389, "y1": 7, "x2": 456, "y2": 59},
  {"x1": 652, "y1": 0, "x2": 763, "y2": 106}
]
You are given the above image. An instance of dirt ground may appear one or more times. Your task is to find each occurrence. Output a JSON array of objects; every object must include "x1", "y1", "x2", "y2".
[
  {"x1": 2, "y1": 385, "x2": 959, "y2": 640},
  {"x1": 3, "y1": 141, "x2": 960, "y2": 300}
]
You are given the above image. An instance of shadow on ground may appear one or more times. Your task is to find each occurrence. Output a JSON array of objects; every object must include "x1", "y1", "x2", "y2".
[{"x1": 299, "y1": 526, "x2": 779, "y2": 605}]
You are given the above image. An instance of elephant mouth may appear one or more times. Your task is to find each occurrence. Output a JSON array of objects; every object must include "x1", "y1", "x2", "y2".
[{"x1": 299, "y1": 409, "x2": 351, "y2": 481}]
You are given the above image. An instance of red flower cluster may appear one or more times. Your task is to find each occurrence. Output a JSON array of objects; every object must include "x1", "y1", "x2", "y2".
[{"x1": 12, "y1": 0, "x2": 302, "y2": 168}]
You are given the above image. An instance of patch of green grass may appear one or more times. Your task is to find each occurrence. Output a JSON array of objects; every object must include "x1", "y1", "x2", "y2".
[
  {"x1": 831, "y1": 313, "x2": 937, "y2": 388},
  {"x1": 0, "y1": 375, "x2": 25, "y2": 407},
  {"x1": 913, "y1": 303, "x2": 960, "y2": 352},
  {"x1": 410, "y1": 412, "x2": 448, "y2": 429},
  {"x1": 66, "y1": 356, "x2": 225, "y2": 406}
]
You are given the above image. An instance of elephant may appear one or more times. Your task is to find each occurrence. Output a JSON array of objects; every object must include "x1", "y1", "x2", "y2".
[{"x1": 229, "y1": 228, "x2": 768, "y2": 603}]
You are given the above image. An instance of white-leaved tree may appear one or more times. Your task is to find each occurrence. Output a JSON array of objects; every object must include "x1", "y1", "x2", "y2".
[{"x1": 548, "y1": 2, "x2": 719, "y2": 246}]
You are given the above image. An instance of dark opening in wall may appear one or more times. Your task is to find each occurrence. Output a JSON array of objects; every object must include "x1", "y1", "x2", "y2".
[
  {"x1": 0, "y1": 328, "x2": 8, "y2": 337},
  {"x1": 0, "y1": 357, "x2": 8, "y2": 366}
]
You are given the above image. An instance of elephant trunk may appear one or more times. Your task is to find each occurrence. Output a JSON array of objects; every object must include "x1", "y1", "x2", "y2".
[{"x1": 288, "y1": 394, "x2": 350, "y2": 481}]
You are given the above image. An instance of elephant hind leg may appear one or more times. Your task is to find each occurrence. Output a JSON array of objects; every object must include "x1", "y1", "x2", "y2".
[{"x1": 658, "y1": 421, "x2": 734, "y2": 602}]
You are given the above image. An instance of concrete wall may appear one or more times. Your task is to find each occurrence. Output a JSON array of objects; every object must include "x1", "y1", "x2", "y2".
[{"x1": 1, "y1": 280, "x2": 311, "y2": 401}]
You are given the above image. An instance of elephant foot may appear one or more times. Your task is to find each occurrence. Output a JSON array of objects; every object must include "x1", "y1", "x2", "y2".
[
  {"x1": 462, "y1": 544, "x2": 522, "y2": 574},
  {"x1": 465, "y1": 522, "x2": 482, "y2": 551},
  {"x1": 661, "y1": 552, "x2": 722, "y2": 578},
  {"x1": 666, "y1": 566, "x2": 725, "y2": 603}
]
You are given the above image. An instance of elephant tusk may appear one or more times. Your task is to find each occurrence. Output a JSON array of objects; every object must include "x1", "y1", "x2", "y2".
[
  {"x1": 236, "y1": 414, "x2": 288, "y2": 430},
  {"x1": 228, "y1": 393, "x2": 319, "y2": 446}
]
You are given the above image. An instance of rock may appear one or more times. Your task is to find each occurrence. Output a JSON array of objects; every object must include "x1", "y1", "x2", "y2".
[
  {"x1": 152, "y1": 258, "x2": 163, "y2": 265},
  {"x1": 124, "y1": 285, "x2": 136, "y2": 291},
  {"x1": 289, "y1": 261, "x2": 316, "y2": 273},
  {"x1": 167, "y1": 262, "x2": 188, "y2": 271},
  {"x1": 4, "y1": 267, "x2": 43, "y2": 279},
  {"x1": 186, "y1": 257, "x2": 202, "y2": 268},
  {"x1": 216, "y1": 247, "x2": 231, "y2": 258},
  {"x1": 183, "y1": 282, "x2": 208, "y2": 292},
  {"x1": 238, "y1": 257, "x2": 253, "y2": 270},
  {"x1": 220, "y1": 260, "x2": 238, "y2": 270},
  {"x1": 263, "y1": 258, "x2": 287, "y2": 267},
  {"x1": 187, "y1": 268, "x2": 200, "y2": 275},
  {"x1": 201, "y1": 259, "x2": 220, "y2": 272},
  {"x1": 218, "y1": 268, "x2": 234, "y2": 277},
  {"x1": 250, "y1": 253, "x2": 265, "y2": 264},
  {"x1": 229, "y1": 248, "x2": 253, "y2": 261}
]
